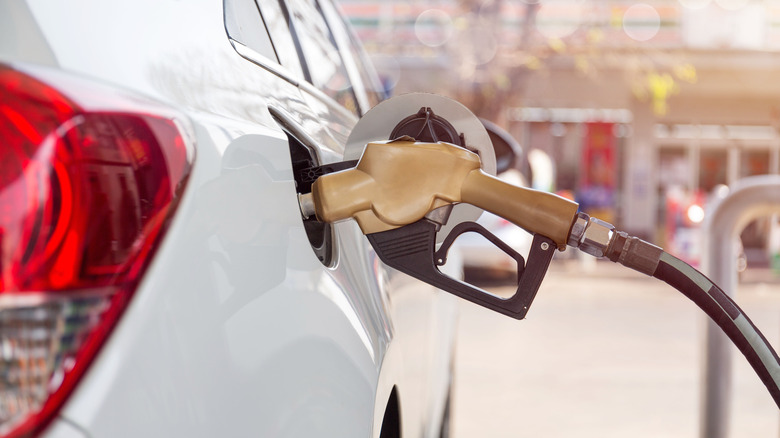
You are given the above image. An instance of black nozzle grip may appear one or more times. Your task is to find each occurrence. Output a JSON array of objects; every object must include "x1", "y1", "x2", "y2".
[{"x1": 367, "y1": 220, "x2": 555, "y2": 319}]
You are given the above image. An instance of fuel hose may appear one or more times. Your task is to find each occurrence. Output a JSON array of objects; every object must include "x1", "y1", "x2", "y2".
[
  {"x1": 571, "y1": 214, "x2": 780, "y2": 408},
  {"x1": 652, "y1": 252, "x2": 780, "y2": 407}
]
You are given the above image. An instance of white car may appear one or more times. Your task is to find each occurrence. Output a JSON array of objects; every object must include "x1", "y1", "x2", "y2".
[{"x1": 0, "y1": 1, "x2": 458, "y2": 437}]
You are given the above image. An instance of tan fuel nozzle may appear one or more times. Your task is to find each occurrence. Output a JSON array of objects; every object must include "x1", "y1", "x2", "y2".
[{"x1": 309, "y1": 140, "x2": 579, "y2": 249}]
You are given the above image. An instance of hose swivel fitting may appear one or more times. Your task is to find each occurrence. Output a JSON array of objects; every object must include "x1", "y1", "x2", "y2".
[
  {"x1": 604, "y1": 232, "x2": 663, "y2": 276},
  {"x1": 568, "y1": 212, "x2": 663, "y2": 276},
  {"x1": 568, "y1": 213, "x2": 616, "y2": 258}
]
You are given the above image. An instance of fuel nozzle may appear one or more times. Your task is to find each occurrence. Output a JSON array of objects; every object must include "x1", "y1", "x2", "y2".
[
  {"x1": 296, "y1": 139, "x2": 581, "y2": 319},
  {"x1": 300, "y1": 139, "x2": 579, "y2": 249},
  {"x1": 299, "y1": 138, "x2": 664, "y2": 276},
  {"x1": 298, "y1": 137, "x2": 670, "y2": 318}
]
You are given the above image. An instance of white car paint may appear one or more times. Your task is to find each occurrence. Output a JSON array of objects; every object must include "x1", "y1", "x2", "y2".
[{"x1": 0, "y1": 0, "x2": 458, "y2": 437}]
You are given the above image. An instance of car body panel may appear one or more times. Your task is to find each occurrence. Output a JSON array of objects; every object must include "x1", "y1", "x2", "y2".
[
  {"x1": 0, "y1": 0, "x2": 458, "y2": 437},
  {"x1": 41, "y1": 420, "x2": 88, "y2": 438},
  {"x1": 57, "y1": 118, "x2": 381, "y2": 437}
]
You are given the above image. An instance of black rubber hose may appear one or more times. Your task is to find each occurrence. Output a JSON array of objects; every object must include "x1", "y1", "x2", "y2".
[{"x1": 652, "y1": 252, "x2": 780, "y2": 408}]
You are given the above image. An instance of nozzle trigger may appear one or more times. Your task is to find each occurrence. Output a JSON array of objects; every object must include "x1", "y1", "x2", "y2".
[{"x1": 367, "y1": 220, "x2": 555, "y2": 319}]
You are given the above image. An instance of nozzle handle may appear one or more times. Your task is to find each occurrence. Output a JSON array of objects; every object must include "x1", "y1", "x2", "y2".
[
  {"x1": 311, "y1": 141, "x2": 580, "y2": 247},
  {"x1": 367, "y1": 219, "x2": 556, "y2": 319},
  {"x1": 460, "y1": 170, "x2": 579, "y2": 249}
]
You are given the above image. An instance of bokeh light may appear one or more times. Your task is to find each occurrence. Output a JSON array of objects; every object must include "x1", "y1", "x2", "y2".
[
  {"x1": 687, "y1": 204, "x2": 705, "y2": 224},
  {"x1": 415, "y1": 9, "x2": 454, "y2": 47},
  {"x1": 469, "y1": 27, "x2": 498, "y2": 65},
  {"x1": 535, "y1": 0, "x2": 585, "y2": 40},
  {"x1": 623, "y1": 3, "x2": 661, "y2": 42}
]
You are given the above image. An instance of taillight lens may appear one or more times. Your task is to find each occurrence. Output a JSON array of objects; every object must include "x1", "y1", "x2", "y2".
[{"x1": 0, "y1": 65, "x2": 193, "y2": 437}]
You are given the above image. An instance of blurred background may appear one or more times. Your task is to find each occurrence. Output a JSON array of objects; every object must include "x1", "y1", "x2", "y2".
[
  {"x1": 337, "y1": 0, "x2": 780, "y2": 271},
  {"x1": 332, "y1": 0, "x2": 780, "y2": 436}
]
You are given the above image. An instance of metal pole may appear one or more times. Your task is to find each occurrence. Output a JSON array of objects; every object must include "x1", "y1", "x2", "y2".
[{"x1": 701, "y1": 175, "x2": 780, "y2": 438}]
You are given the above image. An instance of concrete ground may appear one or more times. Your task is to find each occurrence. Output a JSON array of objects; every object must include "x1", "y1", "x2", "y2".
[{"x1": 452, "y1": 258, "x2": 780, "y2": 438}]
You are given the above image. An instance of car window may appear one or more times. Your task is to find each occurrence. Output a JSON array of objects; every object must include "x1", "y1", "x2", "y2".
[
  {"x1": 285, "y1": 0, "x2": 359, "y2": 115},
  {"x1": 317, "y1": 0, "x2": 383, "y2": 112},
  {"x1": 255, "y1": 0, "x2": 306, "y2": 78},
  {"x1": 224, "y1": 0, "x2": 278, "y2": 62},
  {"x1": 341, "y1": 18, "x2": 383, "y2": 108}
]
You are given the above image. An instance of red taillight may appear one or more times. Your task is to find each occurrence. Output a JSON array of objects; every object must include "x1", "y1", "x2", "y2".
[{"x1": 0, "y1": 65, "x2": 193, "y2": 437}]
